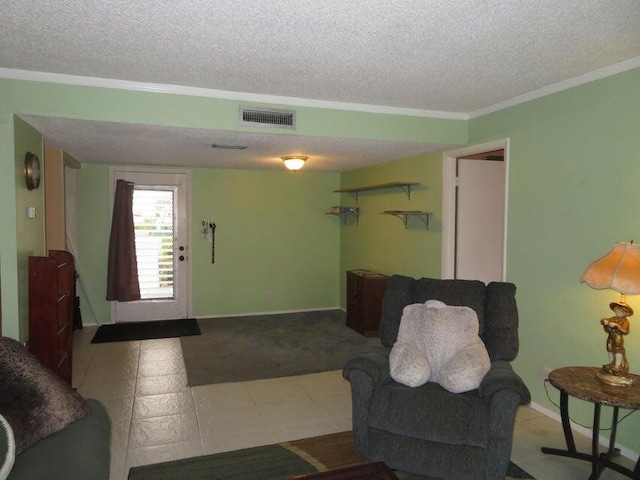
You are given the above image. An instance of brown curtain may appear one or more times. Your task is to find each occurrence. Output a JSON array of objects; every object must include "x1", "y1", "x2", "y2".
[{"x1": 106, "y1": 180, "x2": 141, "y2": 301}]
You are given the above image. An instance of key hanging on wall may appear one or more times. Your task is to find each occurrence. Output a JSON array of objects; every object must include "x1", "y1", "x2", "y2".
[
  {"x1": 201, "y1": 220, "x2": 217, "y2": 264},
  {"x1": 210, "y1": 221, "x2": 216, "y2": 264}
]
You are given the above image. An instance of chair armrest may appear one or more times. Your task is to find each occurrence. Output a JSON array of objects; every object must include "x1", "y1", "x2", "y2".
[
  {"x1": 343, "y1": 352, "x2": 392, "y2": 386},
  {"x1": 343, "y1": 353, "x2": 392, "y2": 455},
  {"x1": 479, "y1": 360, "x2": 531, "y2": 404}
]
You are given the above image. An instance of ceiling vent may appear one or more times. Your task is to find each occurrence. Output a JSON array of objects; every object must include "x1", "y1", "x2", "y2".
[{"x1": 240, "y1": 107, "x2": 296, "y2": 129}]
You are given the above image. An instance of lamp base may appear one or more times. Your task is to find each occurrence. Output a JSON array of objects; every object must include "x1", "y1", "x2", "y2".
[{"x1": 596, "y1": 370, "x2": 635, "y2": 387}]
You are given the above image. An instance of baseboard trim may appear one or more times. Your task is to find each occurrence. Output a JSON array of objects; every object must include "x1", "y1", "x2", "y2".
[
  {"x1": 193, "y1": 306, "x2": 342, "y2": 320},
  {"x1": 79, "y1": 307, "x2": 343, "y2": 326},
  {"x1": 78, "y1": 322, "x2": 99, "y2": 327}
]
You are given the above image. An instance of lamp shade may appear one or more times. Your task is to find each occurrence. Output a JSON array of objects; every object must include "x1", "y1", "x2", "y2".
[
  {"x1": 282, "y1": 155, "x2": 308, "y2": 171},
  {"x1": 580, "y1": 242, "x2": 640, "y2": 295}
]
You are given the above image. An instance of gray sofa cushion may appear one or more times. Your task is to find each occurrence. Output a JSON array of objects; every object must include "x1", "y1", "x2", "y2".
[
  {"x1": 8, "y1": 399, "x2": 111, "y2": 480},
  {"x1": 368, "y1": 429, "x2": 487, "y2": 480},
  {"x1": 0, "y1": 338, "x2": 89, "y2": 454},
  {"x1": 368, "y1": 382, "x2": 489, "y2": 448}
]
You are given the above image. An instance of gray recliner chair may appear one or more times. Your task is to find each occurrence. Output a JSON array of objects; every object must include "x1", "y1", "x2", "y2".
[{"x1": 343, "y1": 275, "x2": 531, "y2": 480}]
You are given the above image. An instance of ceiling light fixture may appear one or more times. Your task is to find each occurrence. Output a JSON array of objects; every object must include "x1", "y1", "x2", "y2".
[{"x1": 281, "y1": 155, "x2": 308, "y2": 171}]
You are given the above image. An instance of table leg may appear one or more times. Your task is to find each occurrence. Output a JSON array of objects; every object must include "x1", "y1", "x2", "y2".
[
  {"x1": 560, "y1": 391, "x2": 576, "y2": 452},
  {"x1": 541, "y1": 391, "x2": 591, "y2": 462},
  {"x1": 588, "y1": 403, "x2": 602, "y2": 480},
  {"x1": 605, "y1": 407, "x2": 622, "y2": 464},
  {"x1": 608, "y1": 407, "x2": 619, "y2": 454},
  {"x1": 594, "y1": 407, "x2": 637, "y2": 480}
]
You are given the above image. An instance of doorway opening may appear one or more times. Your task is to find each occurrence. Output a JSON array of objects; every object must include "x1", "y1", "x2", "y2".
[{"x1": 441, "y1": 139, "x2": 509, "y2": 282}]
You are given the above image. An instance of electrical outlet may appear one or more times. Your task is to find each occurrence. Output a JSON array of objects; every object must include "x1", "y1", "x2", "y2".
[
  {"x1": 266, "y1": 291, "x2": 273, "y2": 300},
  {"x1": 541, "y1": 366, "x2": 553, "y2": 381}
]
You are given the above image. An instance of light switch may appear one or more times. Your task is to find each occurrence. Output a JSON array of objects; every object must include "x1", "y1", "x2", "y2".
[{"x1": 26, "y1": 206, "x2": 36, "y2": 219}]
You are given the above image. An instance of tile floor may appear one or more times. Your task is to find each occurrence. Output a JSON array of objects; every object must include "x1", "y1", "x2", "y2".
[{"x1": 72, "y1": 327, "x2": 637, "y2": 480}]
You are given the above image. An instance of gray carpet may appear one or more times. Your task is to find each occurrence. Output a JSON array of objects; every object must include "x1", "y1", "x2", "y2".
[{"x1": 181, "y1": 310, "x2": 388, "y2": 386}]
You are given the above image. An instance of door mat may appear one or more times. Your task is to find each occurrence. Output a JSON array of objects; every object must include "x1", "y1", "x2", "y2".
[
  {"x1": 91, "y1": 318, "x2": 200, "y2": 343},
  {"x1": 127, "y1": 431, "x2": 535, "y2": 480}
]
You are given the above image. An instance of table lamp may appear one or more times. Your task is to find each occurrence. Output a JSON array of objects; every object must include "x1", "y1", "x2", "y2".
[{"x1": 580, "y1": 241, "x2": 640, "y2": 387}]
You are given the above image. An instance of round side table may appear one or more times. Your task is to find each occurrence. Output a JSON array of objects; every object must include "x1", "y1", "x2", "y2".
[{"x1": 541, "y1": 366, "x2": 640, "y2": 480}]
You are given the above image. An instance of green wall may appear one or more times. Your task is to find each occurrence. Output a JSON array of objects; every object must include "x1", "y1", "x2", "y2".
[
  {"x1": 190, "y1": 169, "x2": 340, "y2": 315},
  {"x1": 0, "y1": 77, "x2": 466, "y2": 339},
  {"x1": 12, "y1": 117, "x2": 45, "y2": 340},
  {"x1": 470, "y1": 67, "x2": 640, "y2": 453},
  {"x1": 75, "y1": 165, "x2": 340, "y2": 322},
  {"x1": 338, "y1": 152, "x2": 443, "y2": 307},
  {"x1": 75, "y1": 164, "x2": 111, "y2": 325},
  {"x1": 0, "y1": 79, "x2": 466, "y2": 145},
  {"x1": 0, "y1": 114, "x2": 16, "y2": 336}
]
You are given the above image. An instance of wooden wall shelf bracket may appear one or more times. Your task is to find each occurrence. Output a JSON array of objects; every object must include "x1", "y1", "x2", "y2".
[
  {"x1": 382, "y1": 210, "x2": 431, "y2": 229},
  {"x1": 326, "y1": 212, "x2": 360, "y2": 225}
]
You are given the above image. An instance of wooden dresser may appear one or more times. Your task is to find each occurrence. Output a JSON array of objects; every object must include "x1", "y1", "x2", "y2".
[
  {"x1": 346, "y1": 270, "x2": 389, "y2": 337},
  {"x1": 28, "y1": 250, "x2": 75, "y2": 384}
]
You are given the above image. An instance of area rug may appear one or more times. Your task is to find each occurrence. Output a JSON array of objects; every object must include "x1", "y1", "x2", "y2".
[
  {"x1": 127, "y1": 431, "x2": 534, "y2": 480},
  {"x1": 91, "y1": 318, "x2": 200, "y2": 343},
  {"x1": 180, "y1": 310, "x2": 387, "y2": 386}
]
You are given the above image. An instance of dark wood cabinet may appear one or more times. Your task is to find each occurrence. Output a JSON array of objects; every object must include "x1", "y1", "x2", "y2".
[
  {"x1": 346, "y1": 269, "x2": 389, "y2": 337},
  {"x1": 28, "y1": 250, "x2": 75, "y2": 384}
]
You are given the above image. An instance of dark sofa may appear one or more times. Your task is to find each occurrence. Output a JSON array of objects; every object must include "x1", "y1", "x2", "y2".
[
  {"x1": 343, "y1": 275, "x2": 531, "y2": 480},
  {"x1": 8, "y1": 399, "x2": 111, "y2": 480},
  {"x1": 0, "y1": 337, "x2": 111, "y2": 480}
]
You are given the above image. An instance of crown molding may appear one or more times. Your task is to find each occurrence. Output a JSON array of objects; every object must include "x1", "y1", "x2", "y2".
[
  {"x1": 3, "y1": 55, "x2": 638, "y2": 122},
  {"x1": 0, "y1": 68, "x2": 467, "y2": 120},
  {"x1": 469, "y1": 55, "x2": 640, "y2": 119}
]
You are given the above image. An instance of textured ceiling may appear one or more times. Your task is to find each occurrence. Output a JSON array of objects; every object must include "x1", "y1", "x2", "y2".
[
  {"x1": 19, "y1": 116, "x2": 449, "y2": 172},
  {"x1": 3, "y1": 1, "x2": 640, "y2": 171}
]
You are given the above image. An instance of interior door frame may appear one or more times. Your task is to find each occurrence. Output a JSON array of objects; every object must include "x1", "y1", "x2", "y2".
[
  {"x1": 441, "y1": 138, "x2": 510, "y2": 280},
  {"x1": 108, "y1": 166, "x2": 192, "y2": 323}
]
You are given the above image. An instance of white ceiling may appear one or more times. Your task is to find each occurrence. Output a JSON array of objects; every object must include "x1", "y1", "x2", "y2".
[{"x1": 3, "y1": 1, "x2": 640, "y2": 172}]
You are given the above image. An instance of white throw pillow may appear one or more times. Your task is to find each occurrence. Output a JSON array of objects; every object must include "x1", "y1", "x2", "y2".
[{"x1": 389, "y1": 300, "x2": 491, "y2": 393}]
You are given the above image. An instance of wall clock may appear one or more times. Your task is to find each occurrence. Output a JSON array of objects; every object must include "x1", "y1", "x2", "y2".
[{"x1": 24, "y1": 152, "x2": 41, "y2": 191}]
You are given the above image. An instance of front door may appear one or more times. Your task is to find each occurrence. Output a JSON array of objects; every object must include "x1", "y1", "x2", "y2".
[{"x1": 112, "y1": 170, "x2": 190, "y2": 322}]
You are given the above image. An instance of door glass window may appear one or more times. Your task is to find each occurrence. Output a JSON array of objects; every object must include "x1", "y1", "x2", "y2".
[{"x1": 132, "y1": 187, "x2": 175, "y2": 299}]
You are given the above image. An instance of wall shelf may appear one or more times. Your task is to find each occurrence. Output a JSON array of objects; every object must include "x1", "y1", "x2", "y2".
[
  {"x1": 382, "y1": 210, "x2": 431, "y2": 229},
  {"x1": 334, "y1": 182, "x2": 420, "y2": 203}
]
